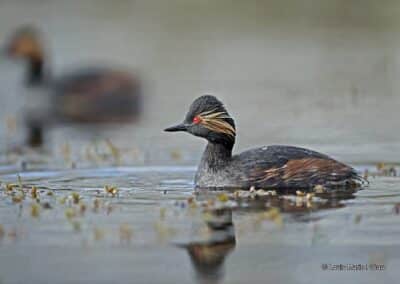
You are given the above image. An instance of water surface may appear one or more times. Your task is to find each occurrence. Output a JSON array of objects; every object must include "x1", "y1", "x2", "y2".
[{"x1": 0, "y1": 165, "x2": 399, "y2": 284}]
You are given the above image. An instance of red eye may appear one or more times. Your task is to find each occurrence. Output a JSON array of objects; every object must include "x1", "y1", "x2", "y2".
[{"x1": 193, "y1": 116, "x2": 201, "y2": 124}]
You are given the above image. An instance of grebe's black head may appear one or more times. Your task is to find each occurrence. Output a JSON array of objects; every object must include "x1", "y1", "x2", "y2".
[
  {"x1": 164, "y1": 95, "x2": 236, "y2": 149},
  {"x1": 4, "y1": 26, "x2": 45, "y2": 84},
  {"x1": 5, "y1": 26, "x2": 43, "y2": 60}
]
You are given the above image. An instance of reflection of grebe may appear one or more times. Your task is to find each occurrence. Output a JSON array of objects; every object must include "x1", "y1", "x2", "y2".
[
  {"x1": 178, "y1": 192, "x2": 354, "y2": 283},
  {"x1": 4, "y1": 26, "x2": 141, "y2": 147},
  {"x1": 179, "y1": 208, "x2": 235, "y2": 284}
]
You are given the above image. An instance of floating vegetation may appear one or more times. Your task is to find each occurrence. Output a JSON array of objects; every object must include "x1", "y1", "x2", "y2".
[
  {"x1": 104, "y1": 185, "x2": 119, "y2": 197},
  {"x1": 12, "y1": 194, "x2": 24, "y2": 204},
  {"x1": 217, "y1": 193, "x2": 229, "y2": 203},
  {"x1": 5, "y1": 183, "x2": 17, "y2": 192},
  {"x1": 256, "y1": 189, "x2": 277, "y2": 196},
  {"x1": 71, "y1": 192, "x2": 81, "y2": 204},
  {"x1": 314, "y1": 184, "x2": 326, "y2": 193},
  {"x1": 85, "y1": 139, "x2": 125, "y2": 166},
  {"x1": 31, "y1": 186, "x2": 38, "y2": 199},
  {"x1": 233, "y1": 189, "x2": 276, "y2": 199},
  {"x1": 59, "y1": 196, "x2": 68, "y2": 205},
  {"x1": 187, "y1": 196, "x2": 194, "y2": 205},
  {"x1": 376, "y1": 163, "x2": 397, "y2": 177}
]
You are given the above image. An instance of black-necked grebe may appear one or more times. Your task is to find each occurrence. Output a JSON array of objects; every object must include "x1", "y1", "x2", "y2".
[
  {"x1": 4, "y1": 26, "x2": 141, "y2": 146},
  {"x1": 165, "y1": 95, "x2": 363, "y2": 191}
]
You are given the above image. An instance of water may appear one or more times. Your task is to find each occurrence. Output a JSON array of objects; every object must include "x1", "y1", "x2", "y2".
[
  {"x1": 0, "y1": 165, "x2": 399, "y2": 284},
  {"x1": 1, "y1": 1, "x2": 400, "y2": 282}
]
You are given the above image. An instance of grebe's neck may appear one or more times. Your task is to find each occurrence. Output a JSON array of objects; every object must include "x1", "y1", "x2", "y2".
[
  {"x1": 200, "y1": 142, "x2": 232, "y2": 170},
  {"x1": 27, "y1": 56, "x2": 46, "y2": 85}
]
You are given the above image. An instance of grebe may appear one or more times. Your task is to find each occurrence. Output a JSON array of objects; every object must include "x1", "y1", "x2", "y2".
[
  {"x1": 4, "y1": 26, "x2": 141, "y2": 147},
  {"x1": 165, "y1": 95, "x2": 363, "y2": 191}
]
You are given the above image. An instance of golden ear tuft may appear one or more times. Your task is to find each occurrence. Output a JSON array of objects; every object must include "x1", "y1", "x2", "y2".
[{"x1": 198, "y1": 109, "x2": 235, "y2": 137}]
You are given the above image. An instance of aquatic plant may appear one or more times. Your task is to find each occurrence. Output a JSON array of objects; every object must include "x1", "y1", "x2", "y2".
[
  {"x1": 104, "y1": 185, "x2": 119, "y2": 197},
  {"x1": 71, "y1": 192, "x2": 80, "y2": 204}
]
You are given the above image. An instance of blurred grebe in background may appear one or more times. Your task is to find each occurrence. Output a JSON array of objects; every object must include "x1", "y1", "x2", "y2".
[{"x1": 3, "y1": 26, "x2": 141, "y2": 147}]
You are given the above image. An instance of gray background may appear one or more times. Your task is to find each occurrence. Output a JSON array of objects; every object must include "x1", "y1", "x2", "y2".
[{"x1": 0, "y1": 0, "x2": 399, "y2": 163}]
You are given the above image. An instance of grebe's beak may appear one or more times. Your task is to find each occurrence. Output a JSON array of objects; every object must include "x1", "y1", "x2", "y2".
[{"x1": 164, "y1": 123, "x2": 187, "y2": 132}]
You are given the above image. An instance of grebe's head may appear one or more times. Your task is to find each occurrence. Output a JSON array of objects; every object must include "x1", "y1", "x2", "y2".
[
  {"x1": 4, "y1": 26, "x2": 46, "y2": 84},
  {"x1": 5, "y1": 26, "x2": 44, "y2": 61},
  {"x1": 164, "y1": 95, "x2": 236, "y2": 148}
]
